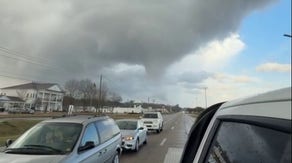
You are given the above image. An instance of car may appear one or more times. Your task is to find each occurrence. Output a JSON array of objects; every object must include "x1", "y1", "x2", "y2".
[
  {"x1": 180, "y1": 87, "x2": 291, "y2": 163},
  {"x1": 141, "y1": 112, "x2": 164, "y2": 133},
  {"x1": 116, "y1": 119, "x2": 147, "y2": 152},
  {"x1": 0, "y1": 115, "x2": 122, "y2": 163}
]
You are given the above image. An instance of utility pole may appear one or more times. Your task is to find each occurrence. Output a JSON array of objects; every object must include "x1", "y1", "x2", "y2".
[
  {"x1": 98, "y1": 74, "x2": 103, "y2": 113},
  {"x1": 203, "y1": 87, "x2": 208, "y2": 108},
  {"x1": 90, "y1": 83, "x2": 96, "y2": 109}
]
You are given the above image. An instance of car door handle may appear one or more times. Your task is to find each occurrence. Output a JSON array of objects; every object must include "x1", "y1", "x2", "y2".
[{"x1": 98, "y1": 151, "x2": 103, "y2": 156}]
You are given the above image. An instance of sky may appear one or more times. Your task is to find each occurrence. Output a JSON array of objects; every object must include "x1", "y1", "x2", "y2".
[{"x1": 0, "y1": 0, "x2": 291, "y2": 108}]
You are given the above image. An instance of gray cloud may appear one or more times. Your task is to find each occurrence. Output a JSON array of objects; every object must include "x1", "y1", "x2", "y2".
[
  {"x1": 99, "y1": 64, "x2": 213, "y2": 104},
  {"x1": 0, "y1": 0, "x2": 277, "y2": 105},
  {"x1": 0, "y1": 0, "x2": 276, "y2": 81}
]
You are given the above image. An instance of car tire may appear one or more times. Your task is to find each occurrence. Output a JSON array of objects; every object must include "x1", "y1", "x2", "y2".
[
  {"x1": 156, "y1": 129, "x2": 160, "y2": 133},
  {"x1": 134, "y1": 140, "x2": 139, "y2": 152},
  {"x1": 143, "y1": 136, "x2": 147, "y2": 145},
  {"x1": 112, "y1": 151, "x2": 119, "y2": 163}
]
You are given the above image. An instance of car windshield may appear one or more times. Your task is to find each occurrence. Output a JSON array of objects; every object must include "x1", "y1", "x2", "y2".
[
  {"x1": 143, "y1": 114, "x2": 158, "y2": 118},
  {"x1": 6, "y1": 123, "x2": 82, "y2": 155},
  {"x1": 116, "y1": 121, "x2": 137, "y2": 130}
]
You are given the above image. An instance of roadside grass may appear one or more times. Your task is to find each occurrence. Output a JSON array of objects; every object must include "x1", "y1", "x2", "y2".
[
  {"x1": 0, "y1": 113, "x2": 141, "y2": 146},
  {"x1": 0, "y1": 120, "x2": 41, "y2": 146}
]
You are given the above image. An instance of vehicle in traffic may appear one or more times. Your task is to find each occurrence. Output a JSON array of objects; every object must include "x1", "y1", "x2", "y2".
[
  {"x1": 1, "y1": 115, "x2": 122, "y2": 163},
  {"x1": 141, "y1": 112, "x2": 164, "y2": 133},
  {"x1": 181, "y1": 87, "x2": 291, "y2": 163},
  {"x1": 7, "y1": 108, "x2": 34, "y2": 114},
  {"x1": 116, "y1": 119, "x2": 147, "y2": 152}
]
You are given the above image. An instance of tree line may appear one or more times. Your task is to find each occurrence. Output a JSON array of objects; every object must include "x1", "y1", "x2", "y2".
[{"x1": 63, "y1": 79, "x2": 122, "y2": 111}]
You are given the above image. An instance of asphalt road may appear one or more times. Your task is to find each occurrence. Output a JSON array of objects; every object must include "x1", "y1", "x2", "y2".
[{"x1": 120, "y1": 112, "x2": 195, "y2": 163}]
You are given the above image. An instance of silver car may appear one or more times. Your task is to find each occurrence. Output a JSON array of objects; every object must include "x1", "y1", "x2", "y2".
[
  {"x1": 0, "y1": 115, "x2": 122, "y2": 163},
  {"x1": 116, "y1": 119, "x2": 147, "y2": 152}
]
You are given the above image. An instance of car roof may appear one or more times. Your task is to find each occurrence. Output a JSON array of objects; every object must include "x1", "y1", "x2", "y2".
[
  {"x1": 221, "y1": 87, "x2": 291, "y2": 109},
  {"x1": 41, "y1": 115, "x2": 109, "y2": 125},
  {"x1": 143, "y1": 112, "x2": 160, "y2": 114},
  {"x1": 116, "y1": 119, "x2": 139, "y2": 122},
  {"x1": 217, "y1": 87, "x2": 291, "y2": 120}
]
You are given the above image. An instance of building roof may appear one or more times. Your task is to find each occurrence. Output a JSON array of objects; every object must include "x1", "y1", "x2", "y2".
[
  {"x1": 1, "y1": 82, "x2": 62, "y2": 91},
  {"x1": 0, "y1": 95, "x2": 24, "y2": 102}
]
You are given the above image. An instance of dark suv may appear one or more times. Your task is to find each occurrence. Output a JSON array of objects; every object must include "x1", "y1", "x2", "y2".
[{"x1": 1, "y1": 115, "x2": 122, "y2": 163}]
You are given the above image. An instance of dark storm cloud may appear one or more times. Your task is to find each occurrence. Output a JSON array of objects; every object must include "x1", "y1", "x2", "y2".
[
  {"x1": 0, "y1": 0, "x2": 276, "y2": 81},
  {"x1": 0, "y1": 0, "x2": 277, "y2": 105}
]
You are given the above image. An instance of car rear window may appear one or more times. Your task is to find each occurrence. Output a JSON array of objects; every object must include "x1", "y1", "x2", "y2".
[
  {"x1": 116, "y1": 121, "x2": 137, "y2": 130},
  {"x1": 143, "y1": 113, "x2": 158, "y2": 118},
  {"x1": 205, "y1": 122, "x2": 291, "y2": 163}
]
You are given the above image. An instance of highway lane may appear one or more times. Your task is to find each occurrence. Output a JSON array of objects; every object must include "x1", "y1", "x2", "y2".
[{"x1": 120, "y1": 112, "x2": 195, "y2": 163}]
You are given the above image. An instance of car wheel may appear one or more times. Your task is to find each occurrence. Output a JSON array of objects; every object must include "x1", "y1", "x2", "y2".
[
  {"x1": 156, "y1": 129, "x2": 160, "y2": 133},
  {"x1": 143, "y1": 136, "x2": 147, "y2": 145},
  {"x1": 134, "y1": 140, "x2": 139, "y2": 152},
  {"x1": 112, "y1": 151, "x2": 119, "y2": 163}
]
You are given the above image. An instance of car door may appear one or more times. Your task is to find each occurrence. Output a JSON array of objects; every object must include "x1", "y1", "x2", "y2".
[
  {"x1": 95, "y1": 119, "x2": 120, "y2": 163},
  {"x1": 77, "y1": 123, "x2": 105, "y2": 163},
  {"x1": 138, "y1": 120, "x2": 146, "y2": 143}
]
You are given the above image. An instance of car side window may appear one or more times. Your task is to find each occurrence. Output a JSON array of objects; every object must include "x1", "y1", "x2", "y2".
[
  {"x1": 96, "y1": 119, "x2": 120, "y2": 143},
  {"x1": 80, "y1": 123, "x2": 99, "y2": 147},
  {"x1": 204, "y1": 122, "x2": 291, "y2": 163}
]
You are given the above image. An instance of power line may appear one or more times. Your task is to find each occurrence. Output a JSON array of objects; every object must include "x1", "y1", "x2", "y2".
[
  {"x1": 0, "y1": 73, "x2": 34, "y2": 82},
  {"x1": 0, "y1": 46, "x2": 67, "y2": 72},
  {"x1": 0, "y1": 70, "x2": 62, "y2": 84},
  {"x1": 0, "y1": 46, "x2": 50, "y2": 63}
]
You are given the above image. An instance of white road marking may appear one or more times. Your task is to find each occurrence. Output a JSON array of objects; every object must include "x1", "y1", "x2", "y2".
[
  {"x1": 171, "y1": 126, "x2": 175, "y2": 130},
  {"x1": 160, "y1": 138, "x2": 167, "y2": 146}
]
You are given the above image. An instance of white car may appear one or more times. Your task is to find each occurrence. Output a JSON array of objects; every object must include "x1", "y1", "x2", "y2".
[
  {"x1": 180, "y1": 87, "x2": 291, "y2": 163},
  {"x1": 141, "y1": 112, "x2": 164, "y2": 133},
  {"x1": 116, "y1": 119, "x2": 147, "y2": 152}
]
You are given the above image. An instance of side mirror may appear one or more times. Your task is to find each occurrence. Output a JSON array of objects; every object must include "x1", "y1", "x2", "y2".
[
  {"x1": 5, "y1": 139, "x2": 13, "y2": 147},
  {"x1": 78, "y1": 141, "x2": 95, "y2": 152}
]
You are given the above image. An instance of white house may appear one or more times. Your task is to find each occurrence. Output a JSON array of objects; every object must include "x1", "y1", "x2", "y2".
[
  {"x1": 0, "y1": 82, "x2": 64, "y2": 112},
  {"x1": 113, "y1": 105, "x2": 143, "y2": 114},
  {"x1": 0, "y1": 95, "x2": 25, "y2": 110}
]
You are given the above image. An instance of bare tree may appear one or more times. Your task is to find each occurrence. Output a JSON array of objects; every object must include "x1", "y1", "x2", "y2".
[
  {"x1": 109, "y1": 92, "x2": 122, "y2": 103},
  {"x1": 64, "y1": 79, "x2": 80, "y2": 99},
  {"x1": 64, "y1": 78, "x2": 114, "y2": 112},
  {"x1": 79, "y1": 79, "x2": 98, "y2": 110}
]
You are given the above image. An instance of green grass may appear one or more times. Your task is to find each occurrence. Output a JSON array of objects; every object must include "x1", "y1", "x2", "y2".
[{"x1": 0, "y1": 120, "x2": 41, "y2": 146}]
